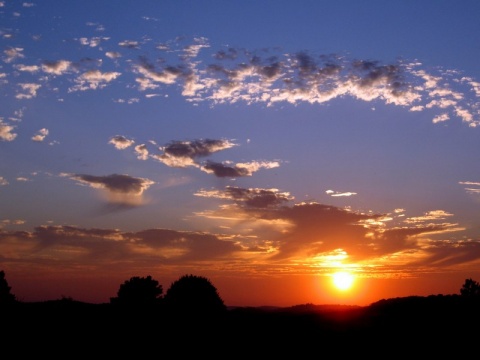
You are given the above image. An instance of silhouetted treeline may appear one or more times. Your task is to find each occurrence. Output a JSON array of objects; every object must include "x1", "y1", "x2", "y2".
[{"x1": 1, "y1": 272, "x2": 480, "y2": 356}]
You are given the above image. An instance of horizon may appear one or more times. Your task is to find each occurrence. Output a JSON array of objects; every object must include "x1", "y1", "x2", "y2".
[
  {"x1": 3, "y1": 269, "x2": 472, "y2": 308},
  {"x1": 1, "y1": 1, "x2": 480, "y2": 308}
]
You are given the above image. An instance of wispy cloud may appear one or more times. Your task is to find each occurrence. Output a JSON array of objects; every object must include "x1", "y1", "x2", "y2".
[
  {"x1": 108, "y1": 135, "x2": 135, "y2": 150},
  {"x1": 3, "y1": 47, "x2": 24, "y2": 63},
  {"x1": 31, "y1": 128, "x2": 49, "y2": 142},
  {"x1": 16, "y1": 83, "x2": 41, "y2": 99},
  {"x1": 69, "y1": 70, "x2": 121, "y2": 92},
  {"x1": 326, "y1": 189, "x2": 358, "y2": 197}
]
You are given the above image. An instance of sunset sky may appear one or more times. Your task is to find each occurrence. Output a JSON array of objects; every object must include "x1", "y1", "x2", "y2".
[{"x1": 1, "y1": 0, "x2": 480, "y2": 307}]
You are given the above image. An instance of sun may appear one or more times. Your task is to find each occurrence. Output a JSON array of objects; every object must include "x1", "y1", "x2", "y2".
[{"x1": 332, "y1": 271, "x2": 355, "y2": 291}]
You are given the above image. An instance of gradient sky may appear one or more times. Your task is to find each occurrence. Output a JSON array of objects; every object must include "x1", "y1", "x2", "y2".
[{"x1": 1, "y1": 0, "x2": 480, "y2": 307}]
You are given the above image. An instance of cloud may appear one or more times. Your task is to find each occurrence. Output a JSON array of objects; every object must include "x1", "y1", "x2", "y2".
[
  {"x1": 85, "y1": 22, "x2": 105, "y2": 31},
  {"x1": 182, "y1": 37, "x2": 210, "y2": 59},
  {"x1": 134, "y1": 144, "x2": 149, "y2": 160},
  {"x1": 14, "y1": 64, "x2": 40, "y2": 73},
  {"x1": 279, "y1": 204, "x2": 459, "y2": 265},
  {"x1": 326, "y1": 189, "x2": 358, "y2": 197},
  {"x1": 127, "y1": 41, "x2": 477, "y2": 126},
  {"x1": 69, "y1": 69, "x2": 121, "y2": 92},
  {"x1": 0, "y1": 176, "x2": 8, "y2": 186},
  {"x1": 119, "y1": 136, "x2": 277, "y2": 178},
  {"x1": 195, "y1": 186, "x2": 294, "y2": 208},
  {"x1": 3, "y1": 47, "x2": 24, "y2": 63},
  {"x1": 410, "y1": 239, "x2": 480, "y2": 268},
  {"x1": 16, "y1": 83, "x2": 41, "y2": 99},
  {"x1": 432, "y1": 113, "x2": 449, "y2": 124},
  {"x1": 108, "y1": 135, "x2": 135, "y2": 150},
  {"x1": 106, "y1": 51, "x2": 121, "y2": 59},
  {"x1": 133, "y1": 58, "x2": 185, "y2": 86},
  {"x1": 200, "y1": 160, "x2": 280, "y2": 178},
  {"x1": 404, "y1": 210, "x2": 454, "y2": 224},
  {"x1": 113, "y1": 98, "x2": 139, "y2": 104},
  {"x1": 5, "y1": 37, "x2": 478, "y2": 126},
  {"x1": 152, "y1": 138, "x2": 237, "y2": 168},
  {"x1": 118, "y1": 40, "x2": 139, "y2": 49},
  {"x1": 78, "y1": 36, "x2": 109, "y2": 47},
  {"x1": 31, "y1": 128, "x2": 49, "y2": 142},
  {"x1": 0, "y1": 120, "x2": 17, "y2": 141},
  {"x1": 0, "y1": 219, "x2": 25, "y2": 229},
  {"x1": 41, "y1": 60, "x2": 72, "y2": 75},
  {"x1": 459, "y1": 181, "x2": 480, "y2": 195},
  {"x1": 64, "y1": 173, "x2": 155, "y2": 207},
  {"x1": 0, "y1": 173, "x2": 477, "y2": 277},
  {"x1": 192, "y1": 185, "x2": 469, "y2": 271},
  {"x1": 0, "y1": 225, "x2": 241, "y2": 267}
]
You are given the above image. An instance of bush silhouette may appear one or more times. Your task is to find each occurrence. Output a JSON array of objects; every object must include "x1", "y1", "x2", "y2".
[
  {"x1": 163, "y1": 274, "x2": 226, "y2": 315},
  {"x1": 110, "y1": 275, "x2": 163, "y2": 306},
  {"x1": 0, "y1": 270, "x2": 17, "y2": 305}
]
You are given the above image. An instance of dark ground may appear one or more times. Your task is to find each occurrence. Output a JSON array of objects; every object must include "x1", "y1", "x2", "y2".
[{"x1": 2, "y1": 294, "x2": 479, "y2": 357}]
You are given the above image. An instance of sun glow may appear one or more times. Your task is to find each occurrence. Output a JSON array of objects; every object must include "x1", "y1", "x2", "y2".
[{"x1": 332, "y1": 271, "x2": 355, "y2": 291}]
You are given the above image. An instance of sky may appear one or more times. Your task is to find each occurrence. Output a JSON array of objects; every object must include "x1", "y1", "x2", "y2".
[{"x1": 1, "y1": 0, "x2": 480, "y2": 307}]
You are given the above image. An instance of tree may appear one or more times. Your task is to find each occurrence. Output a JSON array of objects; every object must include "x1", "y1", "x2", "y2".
[
  {"x1": 0, "y1": 270, "x2": 17, "y2": 305},
  {"x1": 110, "y1": 275, "x2": 163, "y2": 306},
  {"x1": 460, "y1": 278, "x2": 480, "y2": 297},
  {"x1": 163, "y1": 274, "x2": 226, "y2": 315}
]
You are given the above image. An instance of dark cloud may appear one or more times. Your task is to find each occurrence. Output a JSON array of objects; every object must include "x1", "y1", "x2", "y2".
[
  {"x1": 262, "y1": 203, "x2": 379, "y2": 259},
  {"x1": 233, "y1": 202, "x2": 461, "y2": 263},
  {"x1": 409, "y1": 239, "x2": 480, "y2": 268},
  {"x1": 294, "y1": 51, "x2": 320, "y2": 76},
  {"x1": 371, "y1": 225, "x2": 445, "y2": 256},
  {"x1": 0, "y1": 225, "x2": 241, "y2": 268},
  {"x1": 207, "y1": 54, "x2": 282, "y2": 84},
  {"x1": 225, "y1": 186, "x2": 293, "y2": 208},
  {"x1": 128, "y1": 228, "x2": 238, "y2": 261},
  {"x1": 152, "y1": 138, "x2": 236, "y2": 168},
  {"x1": 134, "y1": 56, "x2": 191, "y2": 85},
  {"x1": 0, "y1": 213, "x2": 477, "y2": 278},
  {"x1": 201, "y1": 160, "x2": 279, "y2": 178},
  {"x1": 213, "y1": 47, "x2": 239, "y2": 60},
  {"x1": 163, "y1": 138, "x2": 235, "y2": 158},
  {"x1": 351, "y1": 59, "x2": 407, "y2": 93},
  {"x1": 62, "y1": 173, "x2": 155, "y2": 208},
  {"x1": 201, "y1": 161, "x2": 250, "y2": 178},
  {"x1": 41, "y1": 60, "x2": 71, "y2": 75},
  {"x1": 70, "y1": 173, "x2": 154, "y2": 195}
]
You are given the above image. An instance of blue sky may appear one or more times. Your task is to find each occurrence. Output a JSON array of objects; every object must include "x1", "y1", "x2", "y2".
[{"x1": 1, "y1": 0, "x2": 480, "y2": 306}]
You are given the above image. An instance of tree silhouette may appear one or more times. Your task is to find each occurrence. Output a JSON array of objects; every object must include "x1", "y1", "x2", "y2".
[
  {"x1": 110, "y1": 275, "x2": 163, "y2": 306},
  {"x1": 460, "y1": 278, "x2": 480, "y2": 297},
  {"x1": 163, "y1": 274, "x2": 226, "y2": 315},
  {"x1": 0, "y1": 270, "x2": 17, "y2": 305}
]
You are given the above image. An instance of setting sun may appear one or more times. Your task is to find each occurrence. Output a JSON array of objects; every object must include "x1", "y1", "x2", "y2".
[{"x1": 332, "y1": 272, "x2": 355, "y2": 291}]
